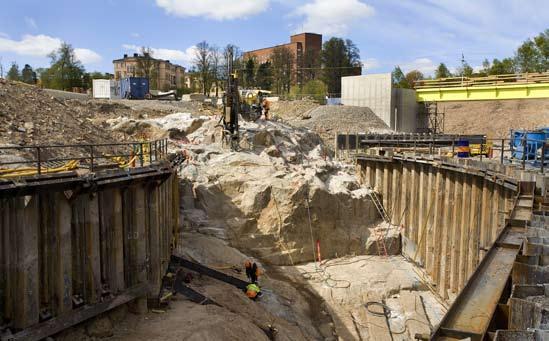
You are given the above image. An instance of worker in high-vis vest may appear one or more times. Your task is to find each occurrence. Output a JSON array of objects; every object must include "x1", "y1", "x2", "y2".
[{"x1": 246, "y1": 283, "x2": 261, "y2": 300}]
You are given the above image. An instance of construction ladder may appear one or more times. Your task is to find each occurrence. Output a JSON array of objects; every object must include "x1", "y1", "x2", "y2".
[
  {"x1": 368, "y1": 188, "x2": 391, "y2": 257},
  {"x1": 368, "y1": 189, "x2": 391, "y2": 223}
]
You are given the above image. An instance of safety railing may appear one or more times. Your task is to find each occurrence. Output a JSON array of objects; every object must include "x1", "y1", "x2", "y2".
[
  {"x1": 0, "y1": 138, "x2": 169, "y2": 177},
  {"x1": 335, "y1": 132, "x2": 548, "y2": 174},
  {"x1": 414, "y1": 72, "x2": 549, "y2": 89}
]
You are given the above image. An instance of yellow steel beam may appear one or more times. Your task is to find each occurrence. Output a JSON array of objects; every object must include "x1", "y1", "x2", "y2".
[{"x1": 416, "y1": 83, "x2": 549, "y2": 102}]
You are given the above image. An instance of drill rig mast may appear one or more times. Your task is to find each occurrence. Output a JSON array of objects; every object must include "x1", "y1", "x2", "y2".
[{"x1": 221, "y1": 50, "x2": 240, "y2": 150}]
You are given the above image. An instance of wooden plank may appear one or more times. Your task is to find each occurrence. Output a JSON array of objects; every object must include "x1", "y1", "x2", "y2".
[
  {"x1": 131, "y1": 185, "x2": 148, "y2": 312},
  {"x1": 409, "y1": 164, "x2": 418, "y2": 244},
  {"x1": 458, "y1": 176, "x2": 472, "y2": 290},
  {"x1": 432, "y1": 168, "x2": 445, "y2": 284},
  {"x1": 111, "y1": 188, "x2": 125, "y2": 293},
  {"x1": 11, "y1": 284, "x2": 148, "y2": 341},
  {"x1": 479, "y1": 180, "x2": 492, "y2": 259},
  {"x1": 439, "y1": 171, "x2": 453, "y2": 299},
  {"x1": 401, "y1": 164, "x2": 410, "y2": 239},
  {"x1": 426, "y1": 166, "x2": 435, "y2": 274},
  {"x1": 450, "y1": 173, "x2": 463, "y2": 294},
  {"x1": 148, "y1": 184, "x2": 161, "y2": 297},
  {"x1": 382, "y1": 163, "x2": 390, "y2": 211},
  {"x1": 468, "y1": 177, "x2": 482, "y2": 276},
  {"x1": 54, "y1": 192, "x2": 72, "y2": 315},
  {"x1": 390, "y1": 163, "x2": 400, "y2": 224},
  {"x1": 418, "y1": 164, "x2": 427, "y2": 264},
  {"x1": 85, "y1": 194, "x2": 102, "y2": 304},
  {"x1": 0, "y1": 199, "x2": 9, "y2": 319},
  {"x1": 14, "y1": 195, "x2": 40, "y2": 329}
]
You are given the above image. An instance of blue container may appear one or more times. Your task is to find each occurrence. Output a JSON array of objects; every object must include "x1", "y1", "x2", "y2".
[
  {"x1": 456, "y1": 139, "x2": 470, "y2": 158},
  {"x1": 511, "y1": 130, "x2": 548, "y2": 160},
  {"x1": 120, "y1": 77, "x2": 149, "y2": 99}
]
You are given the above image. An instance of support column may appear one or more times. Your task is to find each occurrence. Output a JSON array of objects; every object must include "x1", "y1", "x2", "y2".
[
  {"x1": 148, "y1": 184, "x2": 161, "y2": 297},
  {"x1": 390, "y1": 163, "x2": 401, "y2": 225},
  {"x1": 382, "y1": 163, "x2": 391, "y2": 214},
  {"x1": 417, "y1": 164, "x2": 427, "y2": 263},
  {"x1": 479, "y1": 180, "x2": 493, "y2": 260},
  {"x1": 425, "y1": 166, "x2": 435, "y2": 273},
  {"x1": 85, "y1": 194, "x2": 102, "y2": 304},
  {"x1": 401, "y1": 164, "x2": 410, "y2": 240},
  {"x1": 409, "y1": 164, "x2": 419, "y2": 244}
]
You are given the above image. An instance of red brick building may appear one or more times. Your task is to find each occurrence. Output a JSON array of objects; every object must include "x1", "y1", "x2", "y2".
[{"x1": 243, "y1": 33, "x2": 323, "y2": 85}]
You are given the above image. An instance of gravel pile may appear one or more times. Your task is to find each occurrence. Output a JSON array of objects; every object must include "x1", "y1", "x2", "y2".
[{"x1": 292, "y1": 105, "x2": 393, "y2": 144}]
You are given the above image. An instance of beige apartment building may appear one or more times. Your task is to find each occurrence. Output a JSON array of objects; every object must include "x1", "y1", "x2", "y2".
[{"x1": 113, "y1": 53, "x2": 185, "y2": 91}]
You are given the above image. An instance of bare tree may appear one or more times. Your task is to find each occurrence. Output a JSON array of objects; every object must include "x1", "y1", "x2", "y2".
[
  {"x1": 194, "y1": 41, "x2": 213, "y2": 96},
  {"x1": 136, "y1": 47, "x2": 159, "y2": 89},
  {"x1": 210, "y1": 45, "x2": 223, "y2": 97}
]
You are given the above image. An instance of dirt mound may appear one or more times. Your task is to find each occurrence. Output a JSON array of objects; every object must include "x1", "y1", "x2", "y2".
[
  {"x1": 0, "y1": 80, "x2": 196, "y2": 162},
  {"x1": 440, "y1": 99, "x2": 549, "y2": 138},
  {"x1": 292, "y1": 105, "x2": 393, "y2": 145},
  {"x1": 269, "y1": 99, "x2": 320, "y2": 120}
]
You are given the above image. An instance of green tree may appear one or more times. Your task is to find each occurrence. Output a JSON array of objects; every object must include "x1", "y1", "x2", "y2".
[
  {"x1": 256, "y1": 62, "x2": 272, "y2": 90},
  {"x1": 6, "y1": 62, "x2": 20, "y2": 81},
  {"x1": 533, "y1": 29, "x2": 549, "y2": 70},
  {"x1": 489, "y1": 58, "x2": 516, "y2": 75},
  {"x1": 515, "y1": 40, "x2": 543, "y2": 73},
  {"x1": 243, "y1": 58, "x2": 256, "y2": 88},
  {"x1": 405, "y1": 70, "x2": 424, "y2": 88},
  {"x1": 392, "y1": 66, "x2": 409, "y2": 88},
  {"x1": 321, "y1": 37, "x2": 362, "y2": 95},
  {"x1": 21, "y1": 64, "x2": 36, "y2": 84},
  {"x1": 271, "y1": 46, "x2": 293, "y2": 95},
  {"x1": 302, "y1": 49, "x2": 321, "y2": 84},
  {"x1": 435, "y1": 63, "x2": 452, "y2": 79},
  {"x1": 41, "y1": 42, "x2": 85, "y2": 90},
  {"x1": 301, "y1": 79, "x2": 327, "y2": 102}
]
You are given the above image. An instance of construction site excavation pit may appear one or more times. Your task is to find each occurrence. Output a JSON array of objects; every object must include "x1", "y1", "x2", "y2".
[{"x1": 3, "y1": 81, "x2": 544, "y2": 340}]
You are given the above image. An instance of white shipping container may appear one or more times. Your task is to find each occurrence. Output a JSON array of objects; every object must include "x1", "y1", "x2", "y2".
[{"x1": 92, "y1": 79, "x2": 111, "y2": 99}]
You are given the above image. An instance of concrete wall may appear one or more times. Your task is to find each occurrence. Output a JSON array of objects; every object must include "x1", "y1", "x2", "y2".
[
  {"x1": 341, "y1": 74, "x2": 393, "y2": 126},
  {"x1": 392, "y1": 88, "x2": 419, "y2": 132},
  {"x1": 341, "y1": 74, "x2": 420, "y2": 132}
]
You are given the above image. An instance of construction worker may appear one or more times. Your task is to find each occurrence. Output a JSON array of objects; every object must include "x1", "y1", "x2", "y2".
[
  {"x1": 246, "y1": 283, "x2": 261, "y2": 300},
  {"x1": 262, "y1": 97, "x2": 271, "y2": 120},
  {"x1": 244, "y1": 260, "x2": 260, "y2": 284}
]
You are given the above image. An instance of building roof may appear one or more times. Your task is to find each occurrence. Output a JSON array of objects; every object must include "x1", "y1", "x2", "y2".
[{"x1": 112, "y1": 55, "x2": 184, "y2": 69}]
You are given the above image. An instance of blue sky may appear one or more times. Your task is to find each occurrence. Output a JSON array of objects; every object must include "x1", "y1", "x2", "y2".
[{"x1": 1, "y1": 0, "x2": 548, "y2": 76}]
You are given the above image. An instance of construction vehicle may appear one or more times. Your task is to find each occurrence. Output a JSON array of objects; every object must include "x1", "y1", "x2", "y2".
[{"x1": 240, "y1": 89, "x2": 271, "y2": 121}]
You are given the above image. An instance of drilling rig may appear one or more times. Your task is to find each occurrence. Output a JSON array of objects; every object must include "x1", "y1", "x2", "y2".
[{"x1": 220, "y1": 50, "x2": 241, "y2": 150}]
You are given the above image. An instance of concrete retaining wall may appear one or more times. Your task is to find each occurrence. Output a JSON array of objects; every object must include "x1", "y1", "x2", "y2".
[{"x1": 341, "y1": 74, "x2": 420, "y2": 132}]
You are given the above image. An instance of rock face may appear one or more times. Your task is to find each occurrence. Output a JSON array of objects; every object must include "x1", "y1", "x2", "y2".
[{"x1": 178, "y1": 118, "x2": 382, "y2": 265}]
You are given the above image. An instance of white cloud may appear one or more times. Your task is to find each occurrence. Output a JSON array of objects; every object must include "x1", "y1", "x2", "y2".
[
  {"x1": 292, "y1": 0, "x2": 374, "y2": 36},
  {"x1": 362, "y1": 58, "x2": 379, "y2": 70},
  {"x1": 399, "y1": 58, "x2": 437, "y2": 75},
  {"x1": 0, "y1": 34, "x2": 102, "y2": 65},
  {"x1": 0, "y1": 34, "x2": 61, "y2": 56},
  {"x1": 131, "y1": 32, "x2": 140, "y2": 38},
  {"x1": 155, "y1": 0, "x2": 269, "y2": 20},
  {"x1": 24, "y1": 17, "x2": 37, "y2": 29},
  {"x1": 122, "y1": 44, "x2": 197, "y2": 67},
  {"x1": 74, "y1": 48, "x2": 102, "y2": 64}
]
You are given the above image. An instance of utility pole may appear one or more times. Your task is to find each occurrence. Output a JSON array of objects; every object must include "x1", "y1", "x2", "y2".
[{"x1": 461, "y1": 53, "x2": 465, "y2": 85}]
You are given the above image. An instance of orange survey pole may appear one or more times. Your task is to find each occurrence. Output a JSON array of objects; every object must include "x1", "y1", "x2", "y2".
[{"x1": 316, "y1": 239, "x2": 322, "y2": 263}]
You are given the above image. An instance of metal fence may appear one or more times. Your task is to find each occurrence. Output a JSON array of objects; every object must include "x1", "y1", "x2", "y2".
[{"x1": 0, "y1": 139, "x2": 169, "y2": 177}]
